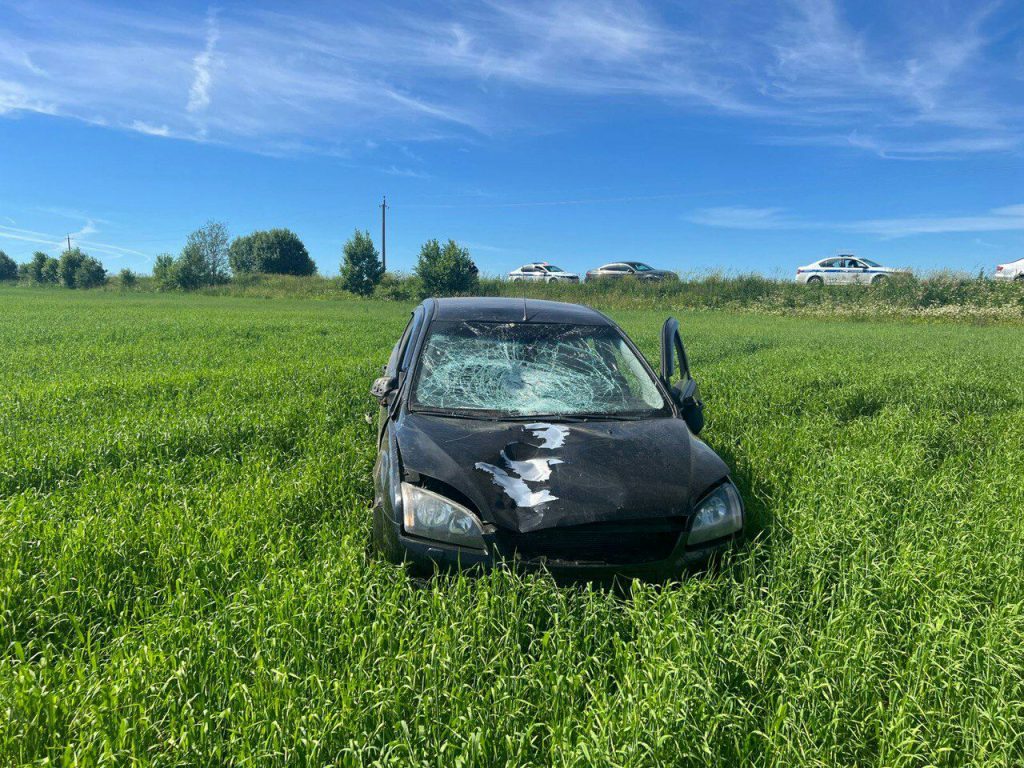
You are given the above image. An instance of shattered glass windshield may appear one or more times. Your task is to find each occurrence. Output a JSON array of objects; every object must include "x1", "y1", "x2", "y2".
[{"x1": 411, "y1": 322, "x2": 668, "y2": 417}]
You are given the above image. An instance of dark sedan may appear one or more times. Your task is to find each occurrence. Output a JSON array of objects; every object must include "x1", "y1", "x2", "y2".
[
  {"x1": 585, "y1": 262, "x2": 677, "y2": 281},
  {"x1": 369, "y1": 297, "x2": 743, "y2": 578}
]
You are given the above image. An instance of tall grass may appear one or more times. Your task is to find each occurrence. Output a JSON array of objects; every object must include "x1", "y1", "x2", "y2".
[
  {"x1": 1, "y1": 288, "x2": 1023, "y2": 765},
  {"x1": 86, "y1": 271, "x2": 1024, "y2": 321}
]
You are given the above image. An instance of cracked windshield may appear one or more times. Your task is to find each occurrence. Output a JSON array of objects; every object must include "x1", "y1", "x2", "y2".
[{"x1": 412, "y1": 322, "x2": 667, "y2": 416}]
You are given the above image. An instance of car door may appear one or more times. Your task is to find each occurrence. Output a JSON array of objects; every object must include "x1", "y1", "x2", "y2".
[
  {"x1": 847, "y1": 259, "x2": 871, "y2": 284},
  {"x1": 605, "y1": 264, "x2": 630, "y2": 279},
  {"x1": 818, "y1": 258, "x2": 839, "y2": 284},
  {"x1": 522, "y1": 266, "x2": 541, "y2": 281},
  {"x1": 660, "y1": 317, "x2": 704, "y2": 434}
]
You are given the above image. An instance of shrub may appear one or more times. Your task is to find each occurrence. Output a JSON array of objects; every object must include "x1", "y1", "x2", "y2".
[
  {"x1": 41, "y1": 257, "x2": 60, "y2": 284},
  {"x1": 0, "y1": 251, "x2": 17, "y2": 282},
  {"x1": 75, "y1": 257, "x2": 107, "y2": 288},
  {"x1": 173, "y1": 243, "x2": 210, "y2": 290},
  {"x1": 152, "y1": 253, "x2": 178, "y2": 291},
  {"x1": 414, "y1": 239, "x2": 478, "y2": 297},
  {"x1": 22, "y1": 251, "x2": 59, "y2": 284},
  {"x1": 58, "y1": 248, "x2": 86, "y2": 288},
  {"x1": 373, "y1": 272, "x2": 419, "y2": 301},
  {"x1": 182, "y1": 221, "x2": 231, "y2": 285},
  {"x1": 229, "y1": 229, "x2": 316, "y2": 276},
  {"x1": 339, "y1": 230, "x2": 384, "y2": 296},
  {"x1": 118, "y1": 268, "x2": 138, "y2": 288}
]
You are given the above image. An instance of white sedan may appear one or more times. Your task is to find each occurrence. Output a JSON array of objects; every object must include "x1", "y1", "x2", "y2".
[
  {"x1": 795, "y1": 256, "x2": 903, "y2": 285},
  {"x1": 508, "y1": 262, "x2": 580, "y2": 283},
  {"x1": 993, "y1": 258, "x2": 1024, "y2": 281}
]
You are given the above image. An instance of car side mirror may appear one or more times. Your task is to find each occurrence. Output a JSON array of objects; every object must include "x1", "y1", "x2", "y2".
[
  {"x1": 370, "y1": 375, "x2": 398, "y2": 404},
  {"x1": 660, "y1": 316, "x2": 704, "y2": 434}
]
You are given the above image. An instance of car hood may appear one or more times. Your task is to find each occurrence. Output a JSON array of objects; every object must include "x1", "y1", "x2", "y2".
[{"x1": 394, "y1": 412, "x2": 729, "y2": 533}]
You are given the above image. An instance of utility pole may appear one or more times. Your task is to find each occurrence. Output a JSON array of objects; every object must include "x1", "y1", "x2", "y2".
[
  {"x1": 379, "y1": 195, "x2": 389, "y2": 273},
  {"x1": 66, "y1": 234, "x2": 72, "y2": 252}
]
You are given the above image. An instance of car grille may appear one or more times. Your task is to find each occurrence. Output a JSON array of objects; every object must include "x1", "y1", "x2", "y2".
[{"x1": 497, "y1": 518, "x2": 687, "y2": 565}]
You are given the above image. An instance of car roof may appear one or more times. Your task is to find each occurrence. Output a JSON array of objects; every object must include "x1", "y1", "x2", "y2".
[{"x1": 423, "y1": 297, "x2": 614, "y2": 325}]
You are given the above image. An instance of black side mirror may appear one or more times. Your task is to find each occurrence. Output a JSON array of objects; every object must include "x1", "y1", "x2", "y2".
[
  {"x1": 370, "y1": 375, "x2": 398, "y2": 405},
  {"x1": 671, "y1": 378, "x2": 705, "y2": 435},
  {"x1": 660, "y1": 317, "x2": 704, "y2": 434}
]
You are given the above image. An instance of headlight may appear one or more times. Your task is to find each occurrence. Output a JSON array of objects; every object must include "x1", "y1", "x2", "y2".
[
  {"x1": 687, "y1": 482, "x2": 743, "y2": 546},
  {"x1": 401, "y1": 483, "x2": 487, "y2": 551}
]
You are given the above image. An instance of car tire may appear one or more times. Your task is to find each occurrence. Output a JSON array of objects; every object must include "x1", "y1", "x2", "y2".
[
  {"x1": 871, "y1": 275, "x2": 889, "y2": 286},
  {"x1": 806, "y1": 276, "x2": 823, "y2": 286},
  {"x1": 546, "y1": 277, "x2": 557, "y2": 284},
  {"x1": 1015, "y1": 274, "x2": 1024, "y2": 282},
  {"x1": 371, "y1": 500, "x2": 405, "y2": 565},
  {"x1": 510, "y1": 277, "x2": 522, "y2": 283}
]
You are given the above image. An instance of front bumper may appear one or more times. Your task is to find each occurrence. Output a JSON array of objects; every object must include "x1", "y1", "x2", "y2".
[{"x1": 388, "y1": 516, "x2": 742, "y2": 579}]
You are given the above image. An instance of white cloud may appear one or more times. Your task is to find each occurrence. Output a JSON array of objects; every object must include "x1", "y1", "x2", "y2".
[
  {"x1": 689, "y1": 203, "x2": 1024, "y2": 237},
  {"x1": 0, "y1": 0, "x2": 1019, "y2": 157},
  {"x1": 130, "y1": 120, "x2": 171, "y2": 137},
  {"x1": 688, "y1": 206, "x2": 795, "y2": 229},
  {"x1": 187, "y1": 9, "x2": 219, "y2": 115}
]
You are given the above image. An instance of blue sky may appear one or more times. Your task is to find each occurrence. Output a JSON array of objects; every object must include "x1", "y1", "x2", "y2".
[{"x1": 1, "y1": 0, "x2": 1022, "y2": 277}]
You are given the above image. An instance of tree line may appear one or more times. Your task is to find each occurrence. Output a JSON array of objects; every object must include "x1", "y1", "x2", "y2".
[{"x1": 0, "y1": 221, "x2": 479, "y2": 297}]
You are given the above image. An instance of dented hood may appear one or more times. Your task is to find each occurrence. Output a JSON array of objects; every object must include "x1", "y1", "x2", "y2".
[{"x1": 395, "y1": 412, "x2": 728, "y2": 533}]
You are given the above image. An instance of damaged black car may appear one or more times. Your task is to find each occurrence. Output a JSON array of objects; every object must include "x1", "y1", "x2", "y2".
[{"x1": 370, "y1": 297, "x2": 744, "y2": 578}]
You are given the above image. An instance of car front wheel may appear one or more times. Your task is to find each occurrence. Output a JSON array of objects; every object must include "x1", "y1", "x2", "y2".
[{"x1": 871, "y1": 274, "x2": 889, "y2": 285}]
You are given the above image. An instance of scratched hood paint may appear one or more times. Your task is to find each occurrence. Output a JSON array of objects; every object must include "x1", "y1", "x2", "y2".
[{"x1": 395, "y1": 412, "x2": 728, "y2": 533}]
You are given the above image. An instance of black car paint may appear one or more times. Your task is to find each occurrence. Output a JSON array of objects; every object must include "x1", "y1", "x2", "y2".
[{"x1": 371, "y1": 297, "x2": 740, "y2": 576}]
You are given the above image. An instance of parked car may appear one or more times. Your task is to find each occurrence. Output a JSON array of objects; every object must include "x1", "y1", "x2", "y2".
[
  {"x1": 508, "y1": 263, "x2": 580, "y2": 283},
  {"x1": 795, "y1": 255, "x2": 903, "y2": 285},
  {"x1": 585, "y1": 262, "x2": 677, "y2": 281},
  {"x1": 369, "y1": 297, "x2": 744, "y2": 578},
  {"x1": 993, "y1": 258, "x2": 1024, "y2": 281}
]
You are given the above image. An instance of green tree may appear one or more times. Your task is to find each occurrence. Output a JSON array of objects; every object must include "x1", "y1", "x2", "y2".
[
  {"x1": 24, "y1": 252, "x2": 50, "y2": 283},
  {"x1": 41, "y1": 257, "x2": 60, "y2": 284},
  {"x1": 174, "y1": 242, "x2": 211, "y2": 290},
  {"x1": 339, "y1": 230, "x2": 383, "y2": 296},
  {"x1": 58, "y1": 247, "x2": 86, "y2": 288},
  {"x1": 0, "y1": 251, "x2": 17, "y2": 282},
  {"x1": 183, "y1": 221, "x2": 231, "y2": 285},
  {"x1": 414, "y1": 239, "x2": 478, "y2": 297},
  {"x1": 229, "y1": 229, "x2": 316, "y2": 276},
  {"x1": 75, "y1": 256, "x2": 107, "y2": 288},
  {"x1": 118, "y1": 268, "x2": 138, "y2": 288},
  {"x1": 152, "y1": 253, "x2": 178, "y2": 291}
]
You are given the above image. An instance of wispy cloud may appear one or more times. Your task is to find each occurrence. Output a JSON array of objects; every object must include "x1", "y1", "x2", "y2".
[
  {"x1": 187, "y1": 8, "x2": 219, "y2": 128},
  {"x1": 131, "y1": 120, "x2": 171, "y2": 137},
  {"x1": 0, "y1": 1, "x2": 1019, "y2": 157},
  {"x1": 688, "y1": 206, "x2": 795, "y2": 230},
  {"x1": 689, "y1": 203, "x2": 1024, "y2": 237},
  {"x1": 0, "y1": 219, "x2": 147, "y2": 259}
]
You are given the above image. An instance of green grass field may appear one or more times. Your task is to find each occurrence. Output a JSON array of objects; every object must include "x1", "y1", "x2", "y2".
[{"x1": 2, "y1": 288, "x2": 1023, "y2": 766}]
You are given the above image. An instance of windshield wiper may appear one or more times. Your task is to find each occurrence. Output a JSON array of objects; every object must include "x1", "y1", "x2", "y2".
[
  {"x1": 411, "y1": 407, "x2": 502, "y2": 421},
  {"x1": 515, "y1": 412, "x2": 649, "y2": 422}
]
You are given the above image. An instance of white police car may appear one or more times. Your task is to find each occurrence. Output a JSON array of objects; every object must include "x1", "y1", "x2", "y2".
[
  {"x1": 993, "y1": 258, "x2": 1024, "y2": 281},
  {"x1": 795, "y1": 255, "x2": 902, "y2": 285},
  {"x1": 508, "y1": 262, "x2": 580, "y2": 283}
]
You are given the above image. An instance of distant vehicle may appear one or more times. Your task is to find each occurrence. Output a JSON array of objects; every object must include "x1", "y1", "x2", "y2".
[
  {"x1": 993, "y1": 258, "x2": 1024, "y2": 281},
  {"x1": 795, "y1": 255, "x2": 903, "y2": 285},
  {"x1": 586, "y1": 262, "x2": 677, "y2": 281},
  {"x1": 508, "y1": 263, "x2": 580, "y2": 283}
]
